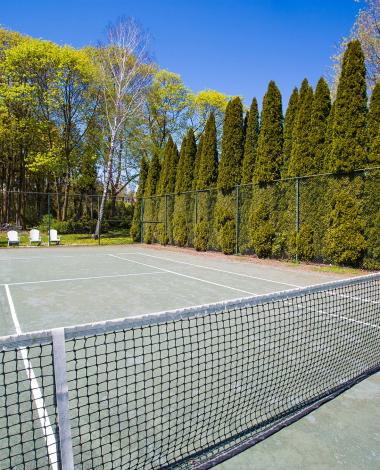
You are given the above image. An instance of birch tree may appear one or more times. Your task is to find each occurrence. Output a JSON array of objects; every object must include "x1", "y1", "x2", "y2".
[{"x1": 93, "y1": 18, "x2": 152, "y2": 237}]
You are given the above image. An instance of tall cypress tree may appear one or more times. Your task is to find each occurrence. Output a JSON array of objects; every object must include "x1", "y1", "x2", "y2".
[
  {"x1": 310, "y1": 77, "x2": 331, "y2": 172},
  {"x1": 192, "y1": 134, "x2": 204, "y2": 190},
  {"x1": 254, "y1": 81, "x2": 283, "y2": 183},
  {"x1": 173, "y1": 129, "x2": 197, "y2": 246},
  {"x1": 217, "y1": 97, "x2": 244, "y2": 191},
  {"x1": 288, "y1": 79, "x2": 314, "y2": 176},
  {"x1": 175, "y1": 135, "x2": 188, "y2": 193},
  {"x1": 215, "y1": 97, "x2": 244, "y2": 254},
  {"x1": 241, "y1": 97, "x2": 259, "y2": 184},
  {"x1": 368, "y1": 83, "x2": 380, "y2": 163},
  {"x1": 143, "y1": 153, "x2": 161, "y2": 243},
  {"x1": 329, "y1": 40, "x2": 368, "y2": 172},
  {"x1": 323, "y1": 102, "x2": 336, "y2": 170},
  {"x1": 250, "y1": 81, "x2": 283, "y2": 257},
  {"x1": 324, "y1": 41, "x2": 368, "y2": 266},
  {"x1": 194, "y1": 113, "x2": 218, "y2": 251},
  {"x1": 197, "y1": 113, "x2": 218, "y2": 189},
  {"x1": 282, "y1": 87, "x2": 299, "y2": 176},
  {"x1": 131, "y1": 157, "x2": 149, "y2": 242},
  {"x1": 157, "y1": 136, "x2": 174, "y2": 244}
]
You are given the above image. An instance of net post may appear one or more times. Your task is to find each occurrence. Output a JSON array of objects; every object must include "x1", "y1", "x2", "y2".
[
  {"x1": 47, "y1": 193, "x2": 51, "y2": 247},
  {"x1": 295, "y1": 177, "x2": 300, "y2": 262},
  {"x1": 52, "y1": 328, "x2": 74, "y2": 470},
  {"x1": 235, "y1": 185, "x2": 240, "y2": 255}
]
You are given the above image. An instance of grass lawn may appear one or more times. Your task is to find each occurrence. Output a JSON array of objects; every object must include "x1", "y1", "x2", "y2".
[{"x1": 0, "y1": 230, "x2": 133, "y2": 247}]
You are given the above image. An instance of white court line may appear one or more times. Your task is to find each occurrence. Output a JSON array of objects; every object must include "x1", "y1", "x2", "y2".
[
  {"x1": 3, "y1": 271, "x2": 167, "y2": 287},
  {"x1": 118, "y1": 251, "x2": 302, "y2": 288},
  {"x1": 108, "y1": 254, "x2": 259, "y2": 296},
  {"x1": 0, "y1": 256, "x2": 74, "y2": 261},
  {"x1": 4, "y1": 285, "x2": 58, "y2": 470},
  {"x1": 290, "y1": 302, "x2": 380, "y2": 330}
]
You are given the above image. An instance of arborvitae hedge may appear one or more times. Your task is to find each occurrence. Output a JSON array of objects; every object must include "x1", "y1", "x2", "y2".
[
  {"x1": 241, "y1": 97, "x2": 259, "y2": 184},
  {"x1": 282, "y1": 87, "x2": 299, "y2": 176},
  {"x1": 215, "y1": 97, "x2": 244, "y2": 254},
  {"x1": 157, "y1": 136, "x2": 175, "y2": 244},
  {"x1": 143, "y1": 153, "x2": 161, "y2": 243},
  {"x1": 288, "y1": 79, "x2": 314, "y2": 176},
  {"x1": 254, "y1": 81, "x2": 283, "y2": 183},
  {"x1": 250, "y1": 81, "x2": 283, "y2": 258},
  {"x1": 173, "y1": 129, "x2": 196, "y2": 246},
  {"x1": 310, "y1": 77, "x2": 331, "y2": 172},
  {"x1": 329, "y1": 40, "x2": 368, "y2": 173},
  {"x1": 131, "y1": 157, "x2": 148, "y2": 241},
  {"x1": 323, "y1": 102, "x2": 335, "y2": 170},
  {"x1": 194, "y1": 113, "x2": 218, "y2": 251},
  {"x1": 368, "y1": 83, "x2": 380, "y2": 164},
  {"x1": 192, "y1": 134, "x2": 204, "y2": 190}
]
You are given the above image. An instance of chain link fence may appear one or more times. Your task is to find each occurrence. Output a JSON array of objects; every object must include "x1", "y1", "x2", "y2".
[
  {"x1": 140, "y1": 168, "x2": 380, "y2": 268},
  {"x1": 0, "y1": 191, "x2": 134, "y2": 247}
]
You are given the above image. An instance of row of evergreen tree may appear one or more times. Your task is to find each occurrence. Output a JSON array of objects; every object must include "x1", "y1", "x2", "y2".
[{"x1": 131, "y1": 40, "x2": 380, "y2": 267}]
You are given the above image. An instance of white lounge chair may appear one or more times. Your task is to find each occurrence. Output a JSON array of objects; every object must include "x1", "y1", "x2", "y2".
[
  {"x1": 7, "y1": 230, "x2": 20, "y2": 246},
  {"x1": 49, "y1": 229, "x2": 61, "y2": 245},
  {"x1": 29, "y1": 229, "x2": 42, "y2": 246}
]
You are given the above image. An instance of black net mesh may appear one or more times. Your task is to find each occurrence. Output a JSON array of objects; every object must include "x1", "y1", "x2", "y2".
[{"x1": 0, "y1": 342, "x2": 59, "y2": 470}]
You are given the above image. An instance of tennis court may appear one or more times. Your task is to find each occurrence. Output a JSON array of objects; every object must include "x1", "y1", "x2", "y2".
[
  {"x1": 0, "y1": 245, "x2": 379, "y2": 469},
  {"x1": 0, "y1": 244, "x2": 342, "y2": 336}
]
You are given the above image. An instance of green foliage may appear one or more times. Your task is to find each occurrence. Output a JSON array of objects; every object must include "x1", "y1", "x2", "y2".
[
  {"x1": 254, "y1": 81, "x2": 283, "y2": 183},
  {"x1": 297, "y1": 224, "x2": 314, "y2": 261},
  {"x1": 143, "y1": 153, "x2": 161, "y2": 243},
  {"x1": 131, "y1": 157, "x2": 149, "y2": 241},
  {"x1": 156, "y1": 137, "x2": 175, "y2": 244},
  {"x1": 173, "y1": 129, "x2": 197, "y2": 246},
  {"x1": 282, "y1": 87, "x2": 299, "y2": 176},
  {"x1": 329, "y1": 40, "x2": 368, "y2": 173},
  {"x1": 368, "y1": 83, "x2": 380, "y2": 164},
  {"x1": 250, "y1": 186, "x2": 276, "y2": 258},
  {"x1": 288, "y1": 79, "x2": 314, "y2": 176},
  {"x1": 323, "y1": 181, "x2": 367, "y2": 266},
  {"x1": 194, "y1": 219, "x2": 209, "y2": 252},
  {"x1": 218, "y1": 97, "x2": 244, "y2": 191},
  {"x1": 215, "y1": 97, "x2": 244, "y2": 253},
  {"x1": 193, "y1": 134, "x2": 204, "y2": 189},
  {"x1": 196, "y1": 113, "x2": 218, "y2": 189},
  {"x1": 309, "y1": 77, "x2": 331, "y2": 172},
  {"x1": 241, "y1": 97, "x2": 259, "y2": 184},
  {"x1": 323, "y1": 102, "x2": 336, "y2": 170}
]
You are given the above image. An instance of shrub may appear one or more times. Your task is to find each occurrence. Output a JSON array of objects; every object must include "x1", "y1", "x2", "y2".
[
  {"x1": 194, "y1": 220, "x2": 209, "y2": 251},
  {"x1": 297, "y1": 224, "x2": 314, "y2": 261}
]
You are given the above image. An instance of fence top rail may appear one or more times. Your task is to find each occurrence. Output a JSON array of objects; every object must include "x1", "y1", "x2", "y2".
[
  {"x1": 138, "y1": 166, "x2": 380, "y2": 200},
  {"x1": 1, "y1": 272, "x2": 378, "y2": 351}
]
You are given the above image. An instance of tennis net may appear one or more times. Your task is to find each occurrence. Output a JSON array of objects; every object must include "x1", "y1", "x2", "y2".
[{"x1": 1, "y1": 273, "x2": 379, "y2": 469}]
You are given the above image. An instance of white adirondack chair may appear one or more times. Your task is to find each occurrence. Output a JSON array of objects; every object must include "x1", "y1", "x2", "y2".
[
  {"x1": 7, "y1": 230, "x2": 20, "y2": 246},
  {"x1": 49, "y1": 229, "x2": 61, "y2": 245},
  {"x1": 29, "y1": 229, "x2": 42, "y2": 246}
]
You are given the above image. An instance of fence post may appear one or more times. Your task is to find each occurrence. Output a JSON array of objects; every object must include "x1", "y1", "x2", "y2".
[
  {"x1": 97, "y1": 195, "x2": 101, "y2": 246},
  {"x1": 164, "y1": 194, "x2": 168, "y2": 242},
  {"x1": 47, "y1": 193, "x2": 51, "y2": 247},
  {"x1": 295, "y1": 177, "x2": 300, "y2": 262},
  {"x1": 140, "y1": 197, "x2": 144, "y2": 243},
  {"x1": 194, "y1": 190, "x2": 198, "y2": 226},
  {"x1": 235, "y1": 185, "x2": 240, "y2": 255}
]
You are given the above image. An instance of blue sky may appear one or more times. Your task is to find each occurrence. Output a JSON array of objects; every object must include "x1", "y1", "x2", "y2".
[{"x1": 2, "y1": 0, "x2": 360, "y2": 107}]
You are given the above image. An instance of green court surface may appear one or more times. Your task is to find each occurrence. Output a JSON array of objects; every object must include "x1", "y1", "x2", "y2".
[
  {"x1": 0, "y1": 244, "x2": 379, "y2": 469},
  {"x1": 0, "y1": 244, "x2": 343, "y2": 336}
]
